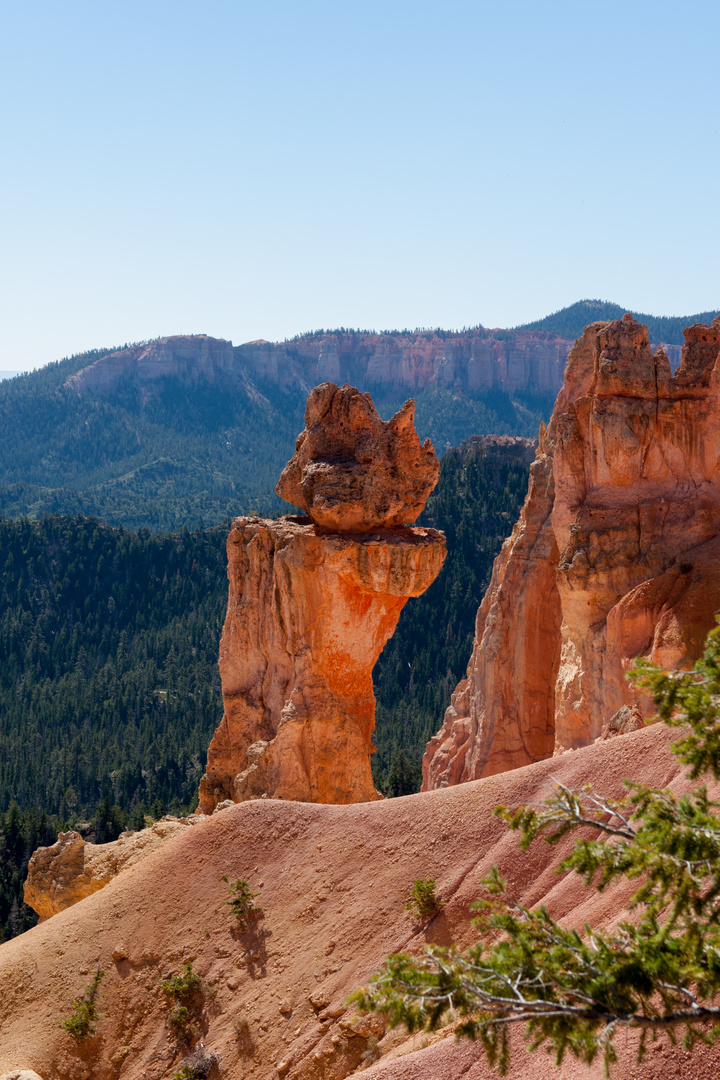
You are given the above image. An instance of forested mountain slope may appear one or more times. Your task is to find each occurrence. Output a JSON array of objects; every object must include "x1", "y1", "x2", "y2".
[
  {"x1": 0, "y1": 326, "x2": 558, "y2": 529},
  {"x1": 372, "y1": 437, "x2": 532, "y2": 793},
  {"x1": 0, "y1": 516, "x2": 227, "y2": 820},
  {"x1": 0, "y1": 347, "x2": 304, "y2": 530},
  {"x1": 517, "y1": 298, "x2": 720, "y2": 344}
]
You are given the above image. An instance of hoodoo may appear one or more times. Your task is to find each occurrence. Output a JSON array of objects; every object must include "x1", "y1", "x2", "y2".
[
  {"x1": 199, "y1": 383, "x2": 446, "y2": 811},
  {"x1": 423, "y1": 315, "x2": 720, "y2": 788}
]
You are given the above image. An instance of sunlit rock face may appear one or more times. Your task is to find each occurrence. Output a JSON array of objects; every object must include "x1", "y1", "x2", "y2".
[
  {"x1": 23, "y1": 819, "x2": 195, "y2": 918},
  {"x1": 423, "y1": 315, "x2": 720, "y2": 789},
  {"x1": 65, "y1": 334, "x2": 234, "y2": 393},
  {"x1": 199, "y1": 386, "x2": 446, "y2": 811},
  {"x1": 275, "y1": 382, "x2": 439, "y2": 532}
]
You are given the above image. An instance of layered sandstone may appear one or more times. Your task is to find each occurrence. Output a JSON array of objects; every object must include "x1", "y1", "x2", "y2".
[
  {"x1": 61, "y1": 327, "x2": 690, "y2": 406},
  {"x1": 236, "y1": 328, "x2": 573, "y2": 398},
  {"x1": 199, "y1": 385, "x2": 445, "y2": 811},
  {"x1": 424, "y1": 315, "x2": 720, "y2": 788},
  {"x1": 64, "y1": 328, "x2": 574, "y2": 401}
]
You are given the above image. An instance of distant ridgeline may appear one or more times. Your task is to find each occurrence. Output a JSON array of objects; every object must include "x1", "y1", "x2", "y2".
[
  {"x1": 516, "y1": 298, "x2": 720, "y2": 347},
  {"x1": 0, "y1": 302, "x2": 713, "y2": 531}
]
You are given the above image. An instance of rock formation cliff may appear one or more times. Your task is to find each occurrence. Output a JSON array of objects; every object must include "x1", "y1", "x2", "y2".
[
  {"x1": 236, "y1": 328, "x2": 572, "y2": 399},
  {"x1": 423, "y1": 315, "x2": 720, "y2": 788},
  {"x1": 64, "y1": 328, "x2": 574, "y2": 400},
  {"x1": 199, "y1": 384, "x2": 446, "y2": 812},
  {"x1": 65, "y1": 334, "x2": 235, "y2": 394},
  {"x1": 62, "y1": 323, "x2": 699, "y2": 405}
]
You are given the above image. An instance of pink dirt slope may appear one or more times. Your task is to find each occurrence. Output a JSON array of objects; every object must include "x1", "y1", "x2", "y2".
[{"x1": 0, "y1": 724, "x2": 718, "y2": 1079}]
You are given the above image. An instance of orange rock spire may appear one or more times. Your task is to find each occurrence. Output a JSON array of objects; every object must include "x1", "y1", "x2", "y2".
[
  {"x1": 423, "y1": 316, "x2": 720, "y2": 789},
  {"x1": 199, "y1": 383, "x2": 445, "y2": 811}
]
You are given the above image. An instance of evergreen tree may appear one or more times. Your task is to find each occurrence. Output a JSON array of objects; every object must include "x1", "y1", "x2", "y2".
[
  {"x1": 387, "y1": 750, "x2": 420, "y2": 797},
  {"x1": 373, "y1": 442, "x2": 530, "y2": 794}
]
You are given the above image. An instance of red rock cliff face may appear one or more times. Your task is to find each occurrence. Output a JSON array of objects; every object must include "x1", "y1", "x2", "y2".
[
  {"x1": 199, "y1": 384, "x2": 446, "y2": 811},
  {"x1": 423, "y1": 315, "x2": 720, "y2": 789},
  {"x1": 236, "y1": 328, "x2": 572, "y2": 398},
  {"x1": 64, "y1": 329, "x2": 573, "y2": 400},
  {"x1": 65, "y1": 334, "x2": 234, "y2": 393}
]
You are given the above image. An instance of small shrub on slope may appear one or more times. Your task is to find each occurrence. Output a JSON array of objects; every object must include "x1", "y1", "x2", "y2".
[
  {"x1": 222, "y1": 875, "x2": 262, "y2": 930},
  {"x1": 405, "y1": 879, "x2": 445, "y2": 922},
  {"x1": 160, "y1": 961, "x2": 207, "y2": 1046},
  {"x1": 59, "y1": 967, "x2": 105, "y2": 1041}
]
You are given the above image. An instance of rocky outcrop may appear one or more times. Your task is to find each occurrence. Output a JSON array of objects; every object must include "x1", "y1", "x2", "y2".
[
  {"x1": 236, "y1": 328, "x2": 573, "y2": 398},
  {"x1": 199, "y1": 516, "x2": 445, "y2": 812},
  {"x1": 276, "y1": 383, "x2": 439, "y2": 531},
  {"x1": 65, "y1": 329, "x2": 575, "y2": 401},
  {"x1": 454, "y1": 433, "x2": 537, "y2": 468},
  {"x1": 65, "y1": 334, "x2": 234, "y2": 394},
  {"x1": 599, "y1": 702, "x2": 645, "y2": 740},
  {"x1": 23, "y1": 818, "x2": 197, "y2": 919},
  {"x1": 199, "y1": 385, "x2": 445, "y2": 811},
  {"x1": 424, "y1": 315, "x2": 720, "y2": 788}
]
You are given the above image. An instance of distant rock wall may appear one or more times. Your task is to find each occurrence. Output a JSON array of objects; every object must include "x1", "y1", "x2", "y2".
[
  {"x1": 65, "y1": 334, "x2": 234, "y2": 394},
  {"x1": 236, "y1": 329, "x2": 572, "y2": 399},
  {"x1": 454, "y1": 433, "x2": 538, "y2": 467},
  {"x1": 64, "y1": 329, "x2": 573, "y2": 400},
  {"x1": 63, "y1": 329, "x2": 684, "y2": 405},
  {"x1": 423, "y1": 316, "x2": 720, "y2": 788}
]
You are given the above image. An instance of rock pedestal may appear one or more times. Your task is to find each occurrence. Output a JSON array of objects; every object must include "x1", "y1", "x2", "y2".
[
  {"x1": 199, "y1": 517, "x2": 445, "y2": 811},
  {"x1": 199, "y1": 383, "x2": 445, "y2": 811},
  {"x1": 423, "y1": 315, "x2": 720, "y2": 789}
]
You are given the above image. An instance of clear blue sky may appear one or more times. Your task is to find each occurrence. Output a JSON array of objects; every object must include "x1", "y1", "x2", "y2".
[{"x1": 1, "y1": 0, "x2": 718, "y2": 371}]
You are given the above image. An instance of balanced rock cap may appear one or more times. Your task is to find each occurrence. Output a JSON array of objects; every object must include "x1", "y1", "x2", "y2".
[{"x1": 276, "y1": 382, "x2": 440, "y2": 532}]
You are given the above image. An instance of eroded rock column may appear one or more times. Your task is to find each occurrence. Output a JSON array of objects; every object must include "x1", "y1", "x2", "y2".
[{"x1": 199, "y1": 382, "x2": 446, "y2": 811}]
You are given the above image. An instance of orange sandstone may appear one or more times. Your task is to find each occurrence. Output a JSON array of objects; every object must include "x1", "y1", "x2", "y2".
[
  {"x1": 199, "y1": 517, "x2": 445, "y2": 812},
  {"x1": 199, "y1": 385, "x2": 445, "y2": 811},
  {"x1": 424, "y1": 315, "x2": 720, "y2": 788},
  {"x1": 23, "y1": 818, "x2": 197, "y2": 919},
  {"x1": 276, "y1": 382, "x2": 439, "y2": 532}
]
